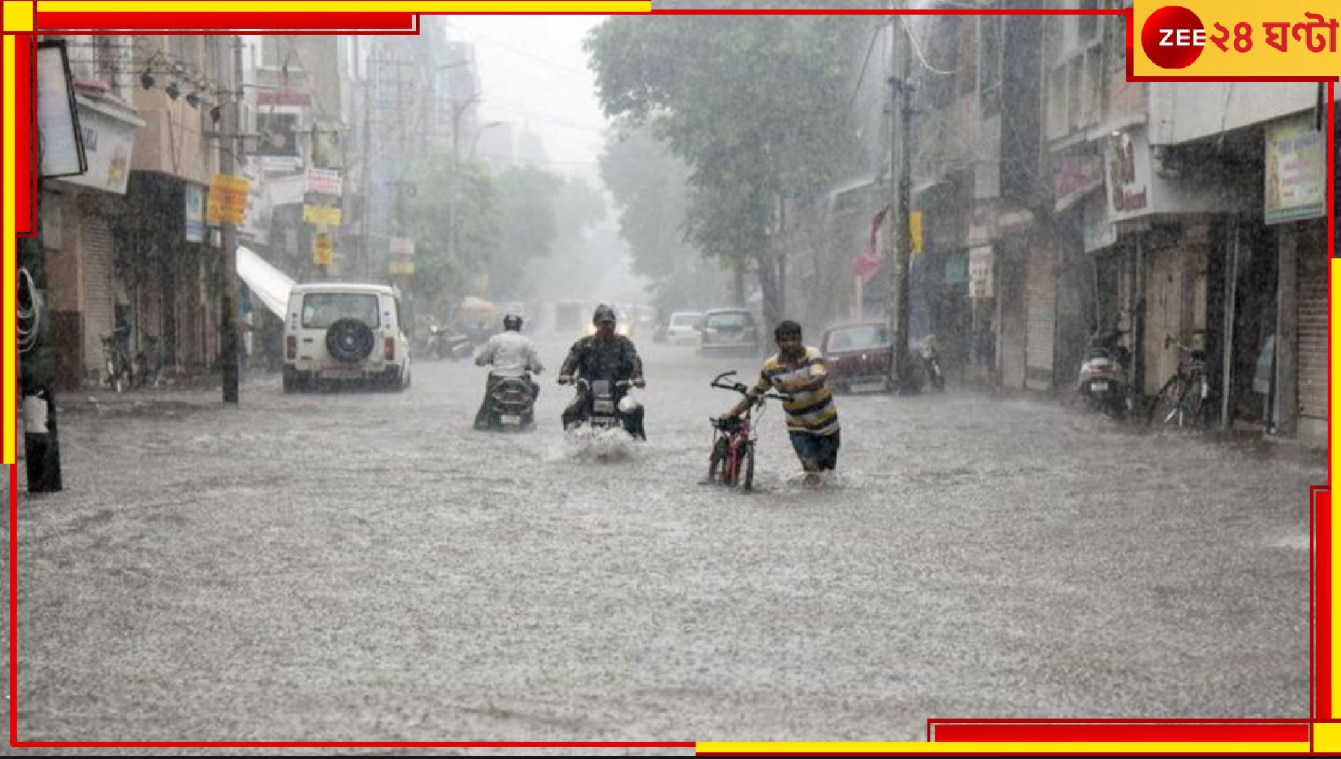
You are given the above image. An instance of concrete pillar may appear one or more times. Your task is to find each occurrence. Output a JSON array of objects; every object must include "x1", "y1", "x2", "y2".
[{"x1": 1272, "y1": 224, "x2": 1298, "y2": 436}]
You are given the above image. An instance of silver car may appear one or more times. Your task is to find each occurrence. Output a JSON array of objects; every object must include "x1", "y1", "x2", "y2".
[{"x1": 696, "y1": 308, "x2": 761, "y2": 357}]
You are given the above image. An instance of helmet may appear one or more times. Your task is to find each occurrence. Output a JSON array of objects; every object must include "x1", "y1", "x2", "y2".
[
  {"x1": 503, "y1": 313, "x2": 523, "y2": 331},
  {"x1": 592, "y1": 304, "x2": 617, "y2": 326}
]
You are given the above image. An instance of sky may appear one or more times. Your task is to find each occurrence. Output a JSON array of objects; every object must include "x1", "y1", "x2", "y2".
[{"x1": 439, "y1": 15, "x2": 611, "y2": 174}]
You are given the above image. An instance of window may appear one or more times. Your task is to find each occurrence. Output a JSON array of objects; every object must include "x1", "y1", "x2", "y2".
[
  {"x1": 828, "y1": 325, "x2": 889, "y2": 351},
  {"x1": 302, "y1": 293, "x2": 381, "y2": 329},
  {"x1": 705, "y1": 311, "x2": 755, "y2": 330}
]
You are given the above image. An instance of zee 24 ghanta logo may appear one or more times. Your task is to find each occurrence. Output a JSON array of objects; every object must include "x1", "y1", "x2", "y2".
[{"x1": 1141, "y1": 4, "x2": 1340, "y2": 70}]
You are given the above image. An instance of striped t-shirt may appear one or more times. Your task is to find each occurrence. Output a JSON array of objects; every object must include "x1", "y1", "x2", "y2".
[{"x1": 749, "y1": 347, "x2": 840, "y2": 436}]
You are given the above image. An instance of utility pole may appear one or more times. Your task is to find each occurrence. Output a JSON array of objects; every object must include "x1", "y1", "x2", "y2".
[
  {"x1": 887, "y1": 11, "x2": 915, "y2": 393},
  {"x1": 219, "y1": 34, "x2": 244, "y2": 404}
]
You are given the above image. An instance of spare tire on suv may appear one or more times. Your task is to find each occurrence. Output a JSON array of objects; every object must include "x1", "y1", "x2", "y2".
[{"x1": 326, "y1": 318, "x2": 375, "y2": 363}]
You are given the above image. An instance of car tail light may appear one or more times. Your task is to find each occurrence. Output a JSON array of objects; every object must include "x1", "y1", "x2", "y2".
[
  {"x1": 286, "y1": 336, "x2": 296, "y2": 360},
  {"x1": 384, "y1": 337, "x2": 395, "y2": 361}
]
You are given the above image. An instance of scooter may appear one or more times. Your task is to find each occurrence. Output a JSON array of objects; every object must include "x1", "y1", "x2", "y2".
[
  {"x1": 1077, "y1": 328, "x2": 1131, "y2": 418},
  {"x1": 424, "y1": 324, "x2": 473, "y2": 361},
  {"x1": 486, "y1": 375, "x2": 538, "y2": 431}
]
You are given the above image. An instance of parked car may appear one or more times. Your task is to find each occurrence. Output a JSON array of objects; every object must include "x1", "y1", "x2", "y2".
[
  {"x1": 663, "y1": 311, "x2": 704, "y2": 346},
  {"x1": 820, "y1": 321, "x2": 892, "y2": 393},
  {"x1": 282, "y1": 282, "x2": 412, "y2": 393},
  {"x1": 696, "y1": 308, "x2": 761, "y2": 357}
]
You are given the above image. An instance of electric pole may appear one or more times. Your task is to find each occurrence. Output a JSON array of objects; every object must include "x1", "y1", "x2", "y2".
[
  {"x1": 887, "y1": 12, "x2": 915, "y2": 393},
  {"x1": 219, "y1": 35, "x2": 244, "y2": 404}
]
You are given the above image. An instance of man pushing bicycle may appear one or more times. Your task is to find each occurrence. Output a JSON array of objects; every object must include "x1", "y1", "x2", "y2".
[{"x1": 721, "y1": 320, "x2": 840, "y2": 487}]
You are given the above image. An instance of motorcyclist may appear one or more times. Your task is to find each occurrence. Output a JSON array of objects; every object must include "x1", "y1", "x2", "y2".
[
  {"x1": 557, "y1": 304, "x2": 647, "y2": 440},
  {"x1": 473, "y1": 313, "x2": 544, "y2": 430}
]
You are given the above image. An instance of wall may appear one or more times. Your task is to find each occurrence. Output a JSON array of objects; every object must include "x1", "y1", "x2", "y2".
[{"x1": 1149, "y1": 83, "x2": 1318, "y2": 145}]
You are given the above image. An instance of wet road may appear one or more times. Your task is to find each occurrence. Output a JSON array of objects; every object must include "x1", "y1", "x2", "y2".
[{"x1": 7, "y1": 331, "x2": 1322, "y2": 746}]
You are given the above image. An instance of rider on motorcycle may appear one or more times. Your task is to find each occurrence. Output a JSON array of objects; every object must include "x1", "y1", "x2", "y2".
[
  {"x1": 473, "y1": 313, "x2": 544, "y2": 430},
  {"x1": 557, "y1": 304, "x2": 647, "y2": 440}
]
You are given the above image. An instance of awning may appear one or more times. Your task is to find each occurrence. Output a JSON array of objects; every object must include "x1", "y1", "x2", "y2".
[{"x1": 236, "y1": 245, "x2": 294, "y2": 319}]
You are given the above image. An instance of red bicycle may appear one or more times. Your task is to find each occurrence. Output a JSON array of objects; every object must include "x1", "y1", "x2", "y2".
[{"x1": 707, "y1": 370, "x2": 791, "y2": 491}]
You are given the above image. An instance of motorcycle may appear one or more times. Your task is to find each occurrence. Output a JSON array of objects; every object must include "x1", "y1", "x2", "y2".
[
  {"x1": 1077, "y1": 328, "x2": 1131, "y2": 418},
  {"x1": 564, "y1": 377, "x2": 642, "y2": 437},
  {"x1": 424, "y1": 324, "x2": 473, "y2": 361},
  {"x1": 920, "y1": 335, "x2": 945, "y2": 392},
  {"x1": 486, "y1": 375, "x2": 538, "y2": 432}
]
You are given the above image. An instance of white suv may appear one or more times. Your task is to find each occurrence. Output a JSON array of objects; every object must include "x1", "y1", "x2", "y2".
[{"x1": 282, "y1": 283, "x2": 412, "y2": 392}]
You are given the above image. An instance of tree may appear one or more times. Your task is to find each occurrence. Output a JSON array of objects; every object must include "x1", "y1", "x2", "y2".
[
  {"x1": 490, "y1": 166, "x2": 565, "y2": 300},
  {"x1": 599, "y1": 124, "x2": 724, "y2": 313},
  {"x1": 403, "y1": 157, "x2": 502, "y2": 318},
  {"x1": 586, "y1": 13, "x2": 872, "y2": 329}
]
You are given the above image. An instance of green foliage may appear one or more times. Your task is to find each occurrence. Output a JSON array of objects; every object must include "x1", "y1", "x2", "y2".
[
  {"x1": 490, "y1": 166, "x2": 565, "y2": 300},
  {"x1": 402, "y1": 158, "x2": 502, "y2": 315},
  {"x1": 586, "y1": 13, "x2": 871, "y2": 314}
]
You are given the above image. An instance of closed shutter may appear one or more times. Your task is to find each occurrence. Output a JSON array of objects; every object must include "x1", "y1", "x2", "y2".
[
  {"x1": 1296, "y1": 252, "x2": 1326, "y2": 421},
  {"x1": 82, "y1": 214, "x2": 115, "y2": 379},
  {"x1": 1025, "y1": 241, "x2": 1057, "y2": 390}
]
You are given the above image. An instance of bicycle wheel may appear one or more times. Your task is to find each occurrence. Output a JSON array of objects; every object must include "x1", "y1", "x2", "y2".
[
  {"x1": 1179, "y1": 374, "x2": 1207, "y2": 428},
  {"x1": 723, "y1": 442, "x2": 741, "y2": 487},
  {"x1": 742, "y1": 442, "x2": 756, "y2": 492},
  {"x1": 707, "y1": 438, "x2": 725, "y2": 484},
  {"x1": 1147, "y1": 374, "x2": 1185, "y2": 426}
]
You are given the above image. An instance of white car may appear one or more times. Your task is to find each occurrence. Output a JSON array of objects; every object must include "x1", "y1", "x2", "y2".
[
  {"x1": 282, "y1": 283, "x2": 412, "y2": 392},
  {"x1": 664, "y1": 311, "x2": 704, "y2": 346}
]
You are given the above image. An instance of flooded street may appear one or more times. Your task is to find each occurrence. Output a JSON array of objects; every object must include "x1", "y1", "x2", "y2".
[{"x1": 9, "y1": 331, "x2": 1320, "y2": 743}]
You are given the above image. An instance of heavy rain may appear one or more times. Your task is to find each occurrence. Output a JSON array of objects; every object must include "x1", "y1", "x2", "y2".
[{"x1": 10, "y1": 1, "x2": 1327, "y2": 750}]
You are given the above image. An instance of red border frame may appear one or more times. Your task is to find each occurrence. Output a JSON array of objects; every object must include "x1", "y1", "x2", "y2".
[{"x1": 7, "y1": 5, "x2": 1333, "y2": 752}]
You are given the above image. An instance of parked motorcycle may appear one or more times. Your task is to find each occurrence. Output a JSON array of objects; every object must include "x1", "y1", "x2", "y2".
[
  {"x1": 1077, "y1": 328, "x2": 1131, "y2": 418},
  {"x1": 424, "y1": 324, "x2": 473, "y2": 361},
  {"x1": 486, "y1": 376, "x2": 538, "y2": 432}
]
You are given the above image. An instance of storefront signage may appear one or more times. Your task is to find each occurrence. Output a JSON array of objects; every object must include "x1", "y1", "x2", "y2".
[
  {"x1": 1054, "y1": 150, "x2": 1105, "y2": 212},
  {"x1": 1264, "y1": 113, "x2": 1326, "y2": 224},
  {"x1": 184, "y1": 184, "x2": 205, "y2": 242},
  {"x1": 969, "y1": 246, "x2": 994, "y2": 299},
  {"x1": 206, "y1": 174, "x2": 250, "y2": 225},
  {"x1": 37, "y1": 41, "x2": 86, "y2": 179}
]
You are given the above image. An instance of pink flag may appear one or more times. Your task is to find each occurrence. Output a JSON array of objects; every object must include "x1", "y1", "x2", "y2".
[{"x1": 851, "y1": 207, "x2": 888, "y2": 283}]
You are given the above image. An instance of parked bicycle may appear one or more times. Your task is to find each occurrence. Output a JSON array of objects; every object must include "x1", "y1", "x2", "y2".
[
  {"x1": 706, "y1": 370, "x2": 792, "y2": 491},
  {"x1": 101, "y1": 324, "x2": 134, "y2": 393},
  {"x1": 1147, "y1": 335, "x2": 1210, "y2": 428},
  {"x1": 135, "y1": 334, "x2": 163, "y2": 388}
]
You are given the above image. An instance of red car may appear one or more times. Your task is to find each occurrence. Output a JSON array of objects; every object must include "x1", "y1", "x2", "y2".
[{"x1": 820, "y1": 322, "x2": 892, "y2": 394}]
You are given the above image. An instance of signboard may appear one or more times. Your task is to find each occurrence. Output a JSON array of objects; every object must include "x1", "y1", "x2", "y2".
[
  {"x1": 390, "y1": 237, "x2": 415, "y2": 256},
  {"x1": 303, "y1": 204, "x2": 342, "y2": 226},
  {"x1": 909, "y1": 211, "x2": 923, "y2": 256},
  {"x1": 389, "y1": 261, "x2": 416, "y2": 275},
  {"x1": 184, "y1": 184, "x2": 205, "y2": 242},
  {"x1": 36, "y1": 41, "x2": 86, "y2": 178},
  {"x1": 268, "y1": 173, "x2": 306, "y2": 206},
  {"x1": 206, "y1": 174, "x2": 250, "y2": 225},
  {"x1": 968, "y1": 245, "x2": 994, "y2": 299},
  {"x1": 305, "y1": 168, "x2": 342, "y2": 197},
  {"x1": 313, "y1": 232, "x2": 334, "y2": 266},
  {"x1": 1105, "y1": 125, "x2": 1250, "y2": 224},
  {"x1": 1264, "y1": 113, "x2": 1326, "y2": 224},
  {"x1": 53, "y1": 102, "x2": 138, "y2": 195},
  {"x1": 1054, "y1": 150, "x2": 1105, "y2": 212}
]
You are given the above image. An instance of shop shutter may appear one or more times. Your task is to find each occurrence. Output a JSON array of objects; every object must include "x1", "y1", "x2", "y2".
[
  {"x1": 1025, "y1": 242, "x2": 1057, "y2": 390},
  {"x1": 1296, "y1": 253, "x2": 1327, "y2": 421},
  {"x1": 82, "y1": 214, "x2": 115, "y2": 380}
]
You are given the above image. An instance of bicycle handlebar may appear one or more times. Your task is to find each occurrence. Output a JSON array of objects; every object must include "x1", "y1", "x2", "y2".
[{"x1": 710, "y1": 370, "x2": 792, "y2": 403}]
